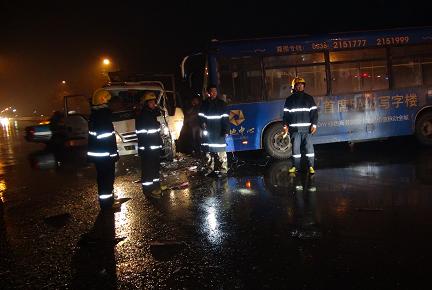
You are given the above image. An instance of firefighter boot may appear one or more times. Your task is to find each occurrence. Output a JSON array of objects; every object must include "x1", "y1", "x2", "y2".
[
  {"x1": 151, "y1": 186, "x2": 162, "y2": 198},
  {"x1": 309, "y1": 167, "x2": 315, "y2": 175}
]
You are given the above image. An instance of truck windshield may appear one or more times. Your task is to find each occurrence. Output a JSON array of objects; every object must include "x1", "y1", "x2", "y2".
[{"x1": 109, "y1": 89, "x2": 161, "y2": 121}]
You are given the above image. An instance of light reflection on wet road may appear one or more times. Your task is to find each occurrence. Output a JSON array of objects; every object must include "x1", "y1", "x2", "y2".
[{"x1": 1, "y1": 121, "x2": 432, "y2": 289}]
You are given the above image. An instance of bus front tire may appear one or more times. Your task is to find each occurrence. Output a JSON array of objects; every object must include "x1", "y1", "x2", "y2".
[
  {"x1": 264, "y1": 159, "x2": 294, "y2": 190},
  {"x1": 415, "y1": 111, "x2": 432, "y2": 146},
  {"x1": 263, "y1": 123, "x2": 292, "y2": 160}
]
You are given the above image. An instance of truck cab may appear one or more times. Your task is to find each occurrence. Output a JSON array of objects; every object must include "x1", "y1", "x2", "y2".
[
  {"x1": 104, "y1": 80, "x2": 184, "y2": 159},
  {"x1": 25, "y1": 75, "x2": 184, "y2": 160}
]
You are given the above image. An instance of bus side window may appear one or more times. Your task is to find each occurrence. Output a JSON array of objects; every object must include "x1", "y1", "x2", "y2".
[
  {"x1": 391, "y1": 44, "x2": 432, "y2": 88},
  {"x1": 218, "y1": 57, "x2": 263, "y2": 104},
  {"x1": 422, "y1": 56, "x2": 432, "y2": 85},
  {"x1": 263, "y1": 53, "x2": 327, "y2": 99},
  {"x1": 330, "y1": 48, "x2": 388, "y2": 94},
  {"x1": 392, "y1": 58, "x2": 422, "y2": 88}
]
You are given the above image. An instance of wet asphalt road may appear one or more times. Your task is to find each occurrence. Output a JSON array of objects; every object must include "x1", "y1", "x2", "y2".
[{"x1": 1, "y1": 121, "x2": 432, "y2": 289}]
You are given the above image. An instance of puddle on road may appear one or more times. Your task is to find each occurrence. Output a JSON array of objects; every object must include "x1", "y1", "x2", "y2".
[{"x1": 44, "y1": 213, "x2": 72, "y2": 228}]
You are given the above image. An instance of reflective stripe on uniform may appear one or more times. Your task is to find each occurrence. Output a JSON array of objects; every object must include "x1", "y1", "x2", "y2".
[
  {"x1": 136, "y1": 128, "x2": 161, "y2": 134},
  {"x1": 142, "y1": 181, "x2": 153, "y2": 186},
  {"x1": 284, "y1": 106, "x2": 317, "y2": 113},
  {"x1": 138, "y1": 145, "x2": 161, "y2": 150},
  {"x1": 99, "y1": 194, "x2": 113, "y2": 199},
  {"x1": 201, "y1": 143, "x2": 226, "y2": 148},
  {"x1": 305, "y1": 153, "x2": 315, "y2": 157},
  {"x1": 285, "y1": 106, "x2": 317, "y2": 113},
  {"x1": 110, "y1": 153, "x2": 117, "y2": 157},
  {"x1": 147, "y1": 128, "x2": 161, "y2": 134},
  {"x1": 87, "y1": 152, "x2": 110, "y2": 157},
  {"x1": 198, "y1": 113, "x2": 229, "y2": 119},
  {"x1": 293, "y1": 154, "x2": 302, "y2": 158},
  {"x1": 97, "y1": 131, "x2": 115, "y2": 139},
  {"x1": 153, "y1": 178, "x2": 160, "y2": 182},
  {"x1": 289, "y1": 123, "x2": 312, "y2": 127},
  {"x1": 89, "y1": 131, "x2": 115, "y2": 139}
]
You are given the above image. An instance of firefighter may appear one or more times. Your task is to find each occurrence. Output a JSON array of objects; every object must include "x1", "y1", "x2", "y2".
[
  {"x1": 135, "y1": 91, "x2": 163, "y2": 197},
  {"x1": 199, "y1": 85, "x2": 230, "y2": 178},
  {"x1": 87, "y1": 89, "x2": 119, "y2": 209},
  {"x1": 283, "y1": 77, "x2": 318, "y2": 175}
]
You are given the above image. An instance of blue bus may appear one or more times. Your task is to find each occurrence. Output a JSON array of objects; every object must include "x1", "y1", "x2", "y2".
[{"x1": 181, "y1": 27, "x2": 432, "y2": 159}]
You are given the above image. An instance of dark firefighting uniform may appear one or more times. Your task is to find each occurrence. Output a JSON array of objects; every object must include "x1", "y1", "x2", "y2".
[
  {"x1": 199, "y1": 97, "x2": 229, "y2": 174},
  {"x1": 135, "y1": 107, "x2": 162, "y2": 192},
  {"x1": 283, "y1": 91, "x2": 318, "y2": 168},
  {"x1": 87, "y1": 105, "x2": 118, "y2": 206}
]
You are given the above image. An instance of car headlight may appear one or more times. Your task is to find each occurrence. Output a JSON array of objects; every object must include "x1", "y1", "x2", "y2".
[
  {"x1": 162, "y1": 124, "x2": 169, "y2": 136},
  {"x1": 160, "y1": 124, "x2": 169, "y2": 136},
  {"x1": 115, "y1": 133, "x2": 122, "y2": 143}
]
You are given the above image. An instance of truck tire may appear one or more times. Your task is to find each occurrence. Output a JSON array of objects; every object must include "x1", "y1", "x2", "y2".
[
  {"x1": 415, "y1": 111, "x2": 432, "y2": 146},
  {"x1": 263, "y1": 123, "x2": 292, "y2": 160}
]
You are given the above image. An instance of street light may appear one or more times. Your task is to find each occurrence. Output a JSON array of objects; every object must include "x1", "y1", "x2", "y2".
[
  {"x1": 100, "y1": 58, "x2": 113, "y2": 85},
  {"x1": 61, "y1": 80, "x2": 66, "y2": 84}
]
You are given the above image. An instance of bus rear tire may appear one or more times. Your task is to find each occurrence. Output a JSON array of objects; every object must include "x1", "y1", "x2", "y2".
[
  {"x1": 415, "y1": 111, "x2": 432, "y2": 146},
  {"x1": 263, "y1": 123, "x2": 292, "y2": 160}
]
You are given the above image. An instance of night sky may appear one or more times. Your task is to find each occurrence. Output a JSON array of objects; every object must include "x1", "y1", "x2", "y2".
[{"x1": 0, "y1": 0, "x2": 429, "y2": 115}]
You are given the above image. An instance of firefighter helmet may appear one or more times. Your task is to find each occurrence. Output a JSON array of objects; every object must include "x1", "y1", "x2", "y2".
[
  {"x1": 291, "y1": 77, "x2": 306, "y2": 88},
  {"x1": 92, "y1": 89, "x2": 112, "y2": 106},
  {"x1": 142, "y1": 91, "x2": 157, "y2": 102}
]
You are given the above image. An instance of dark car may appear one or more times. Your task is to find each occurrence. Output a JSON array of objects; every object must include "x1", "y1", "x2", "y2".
[
  {"x1": 25, "y1": 122, "x2": 53, "y2": 143},
  {"x1": 25, "y1": 109, "x2": 88, "y2": 146}
]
